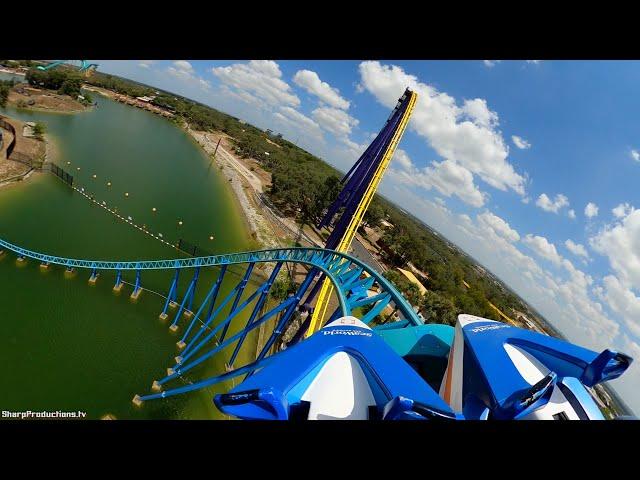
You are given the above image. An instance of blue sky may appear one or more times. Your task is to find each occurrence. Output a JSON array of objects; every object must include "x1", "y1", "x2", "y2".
[{"x1": 92, "y1": 59, "x2": 640, "y2": 413}]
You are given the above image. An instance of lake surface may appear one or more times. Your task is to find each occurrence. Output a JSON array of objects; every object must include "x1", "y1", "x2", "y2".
[{"x1": 0, "y1": 90, "x2": 257, "y2": 419}]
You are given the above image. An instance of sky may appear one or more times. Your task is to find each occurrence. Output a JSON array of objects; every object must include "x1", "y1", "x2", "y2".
[{"x1": 92, "y1": 59, "x2": 640, "y2": 414}]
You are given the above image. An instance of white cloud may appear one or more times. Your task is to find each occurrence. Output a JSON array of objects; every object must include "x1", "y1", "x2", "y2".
[
  {"x1": 613, "y1": 203, "x2": 634, "y2": 219},
  {"x1": 311, "y1": 106, "x2": 358, "y2": 137},
  {"x1": 631, "y1": 149, "x2": 640, "y2": 162},
  {"x1": 523, "y1": 234, "x2": 563, "y2": 266},
  {"x1": 393, "y1": 149, "x2": 413, "y2": 171},
  {"x1": 337, "y1": 136, "x2": 368, "y2": 160},
  {"x1": 462, "y1": 98, "x2": 498, "y2": 128},
  {"x1": 138, "y1": 60, "x2": 155, "y2": 69},
  {"x1": 535, "y1": 193, "x2": 569, "y2": 213},
  {"x1": 568, "y1": 209, "x2": 576, "y2": 219},
  {"x1": 219, "y1": 85, "x2": 266, "y2": 110},
  {"x1": 389, "y1": 158, "x2": 486, "y2": 207},
  {"x1": 483, "y1": 60, "x2": 501, "y2": 67},
  {"x1": 526, "y1": 60, "x2": 541, "y2": 64},
  {"x1": 590, "y1": 209, "x2": 640, "y2": 288},
  {"x1": 166, "y1": 61, "x2": 210, "y2": 90},
  {"x1": 358, "y1": 61, "x2": 526, "y2": 196},
  {"x1": 585, "y1": 202, "x2": 599, "y2": 218},
  {"x1": 512, "y1": 135, "x2": 531, "y2": 149},
  {"x1": 273, "y1": 106, "x2": 323, "y2": 140},
  {"x1": 293, "y1": 70, "x2": 350, "y2": 110},
  {"x1": 212, "y1": 60, "x2": 300, "y2": 108},
  {"x1": 477, "y1": 211, "x2": 520, "y2": 242},
  {"x1": 173, "y1": 60, "x2": 194, "y2": 73},
  {"x1": 565, "y1": 239, "x2": 590, "y2": 260},
  {"x1": 601, "y1": 276, "x2": 640, "y2": 338}
]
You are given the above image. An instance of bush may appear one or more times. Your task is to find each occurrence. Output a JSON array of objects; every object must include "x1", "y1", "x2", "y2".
[{"x1": 33, "y1": 122, "x2": 46, "y2": 140}]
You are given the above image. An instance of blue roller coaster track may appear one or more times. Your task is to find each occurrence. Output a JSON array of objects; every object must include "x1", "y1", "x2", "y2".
[
  {"x1": 37, "y1": 60, "x2": 98, "y2": 73},
  {"x1": 0, "y1": 236, "x2": 423, "y2": 404}
]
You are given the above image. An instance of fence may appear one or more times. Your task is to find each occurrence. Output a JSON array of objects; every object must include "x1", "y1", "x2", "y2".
[
  {"x1": 0, "y1": 116, "x2": 44, "y2": 168},
  {"x1": 0, "y1": 116, "x2": 17, "y2": 159},
  {"x1": 177, "y1": 238, "x2": 213, "y2": 258},
  {"x1": 48, "y1": 163, "x2": 74, "y2": 186}
]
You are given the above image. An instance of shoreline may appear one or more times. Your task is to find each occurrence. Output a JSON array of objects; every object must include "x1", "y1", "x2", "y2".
[{"x1": 185, "y1": 126, "x2": 284, "y2": 250}]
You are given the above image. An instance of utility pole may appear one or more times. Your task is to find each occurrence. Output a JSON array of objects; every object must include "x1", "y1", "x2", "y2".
[{"x1": 210, "y1": 138, "x2": 221, "y2": 166}]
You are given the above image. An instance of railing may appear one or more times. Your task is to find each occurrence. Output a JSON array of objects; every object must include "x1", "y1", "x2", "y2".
[{"x1": 0, "y1": 116, "x2": 17, "y2": 159}]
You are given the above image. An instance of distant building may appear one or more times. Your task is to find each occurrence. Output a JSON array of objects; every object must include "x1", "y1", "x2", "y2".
[
  {"x1": 136, "y1": 96, "x2": 155, "y2": 103},
  {"x1": 276, "y1": 133, "x2": 283, "y2": 139}
]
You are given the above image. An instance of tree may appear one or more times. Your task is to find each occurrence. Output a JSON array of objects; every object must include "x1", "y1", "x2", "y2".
[
  {"x1": 0, "y1": 80, "x2": 11, "y2": 108},
  {"x1": 363, "y1": 201, "x2": 384, "y2": 229},
  {"x1": 58, "y1": 76, "x2": 83, "y2": 98},
  {"x1": 33, "y1": 122, "x2": 46, "y2": 140},
  {"x1": 270, "y1": 278, "x2": 296, "y2": 302},
  {"x1": 420, "y1": 290, "x2": 458, "y2": 326},
  {"x1": 383, "y1": 270, "x2": 423, "y2": 308}
]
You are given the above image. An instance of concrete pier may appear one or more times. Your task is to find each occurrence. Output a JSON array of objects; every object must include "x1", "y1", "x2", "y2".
[
  {"x1": 169, "y1": 324, "x2": 178, "y2": 332},
  {"x1": 130, "y1": 288, "x2": 142, "y2": 300},
  {"x1": 169, "y1": 301, "x2": 178, "y2": 309},
  {"x1": 167, "y1": 367, "x2": 174, "y2": 376},
  {"x1": 39, "y1": 262, "x2": 50, "y2": 270},
  {"x1": 132, "y1": 395, "x2": 143, "y2": 407},
  {"x1": 88, "y1": 272, "x2": 99, "y2": 285},
  {"x1": 176, "y1": 340, "x2": 186, "y2": 350},
  {"x1": 113, "y1": 282, "x2": 124, "y2": 293},
  {"x1": 151, "y1": 381, "x2": 162, "y2": 392},
  {"x1": 174, "y1": 355, "x2": 183, "y2": 364},
  {"x1": 183, "y1": 310, "x2": 193, "y2": 319},
  {"x1": 159, "y1": 312, "x2": 169, "y2": 322}
]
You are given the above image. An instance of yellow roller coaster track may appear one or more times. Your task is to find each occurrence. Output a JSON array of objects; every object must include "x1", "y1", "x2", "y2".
[{"x1": 305, "y1": 89, "x2": 418, "y2": 337}]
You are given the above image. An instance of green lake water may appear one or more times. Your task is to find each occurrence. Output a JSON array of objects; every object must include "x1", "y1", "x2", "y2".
[{"x1": 0, "y1": 88, "x2": 260, "y2": 419}]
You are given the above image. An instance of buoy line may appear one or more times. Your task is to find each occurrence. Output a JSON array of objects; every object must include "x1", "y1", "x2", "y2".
[{"x1": 72, "y1": 184, "x2": 179, "y2": 251}]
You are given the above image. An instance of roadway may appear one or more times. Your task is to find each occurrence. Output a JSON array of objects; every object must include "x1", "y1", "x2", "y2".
[{"x1": 349, "y1": 237, "x2": 386, "y2": 275}]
